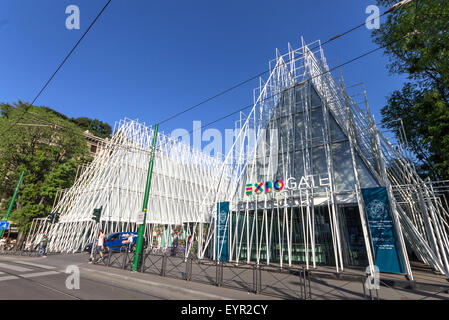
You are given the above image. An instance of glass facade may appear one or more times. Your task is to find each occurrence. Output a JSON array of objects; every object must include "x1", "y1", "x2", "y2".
[
  {"x1": 230, "y1": 205, "x2": 368, "y2": 267},
  {"x1": 228, "y1": 80, "x2": 378, "y2": 269},
  {"x1": 339, "y1": 205, "x2": 369, "y2": 267},
  {"x1": 239, "y1": 81, "x2": 378, "y2": 202}
]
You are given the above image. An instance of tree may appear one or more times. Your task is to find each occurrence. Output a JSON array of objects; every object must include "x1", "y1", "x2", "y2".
[
  {"x1": 373, "y1": 0, "x2": 449, "y2": 180},
  {"x1": 70, "y1": 117, "x2": 112, "y2": 138},
  {"x1": 22, "y1": 108, "x2": 113, "y2": 139},
  {"x1": 0, "y1": 102, "x2": 91, "y2": 232}
]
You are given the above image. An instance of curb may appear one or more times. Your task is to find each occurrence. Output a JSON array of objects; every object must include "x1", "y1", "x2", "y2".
[
  {"x1": 309, "y1": 270, "x2": 449, "y2": 293},
  {"x1": 81, "y1": 266, "x2": 234, "y2": 300}
]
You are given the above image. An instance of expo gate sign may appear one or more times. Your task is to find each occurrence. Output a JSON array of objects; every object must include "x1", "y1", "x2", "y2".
[{"x1": 245, "y1": 175, "x2": 330, "y2": 196}]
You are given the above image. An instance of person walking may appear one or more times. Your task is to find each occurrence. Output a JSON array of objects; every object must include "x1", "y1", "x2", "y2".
[
  {"x1": 0, "y1": 237, "x2": 6, "y2": 251},
  {"x1": 171, "y1": 233, "x2": 178, "y2": 256},
  {"x1": 186, "y1": 234, "x2": 193, "y2": 254},
  {"x1": 37, "y1": 235, "x2": 48, "y2": 257},
  {"x1": 96, "y1": 230, "x2": 105, "y2": 262}
]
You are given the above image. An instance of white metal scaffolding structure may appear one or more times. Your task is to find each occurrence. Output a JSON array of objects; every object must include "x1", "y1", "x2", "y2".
[
  {"x1": 45, "y1": 118, "x2": 229, "y2": 253},
  {"x1": 39, "y1": 38, "x2": 449, "y2": 280},
  {"x1": 205, "y1": 38, "x2": 449, "y2": 280}
]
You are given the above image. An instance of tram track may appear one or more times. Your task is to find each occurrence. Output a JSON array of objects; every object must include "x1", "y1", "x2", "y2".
[{"x1": 0, "y1": 258, "x2": 168, "y2": 300}]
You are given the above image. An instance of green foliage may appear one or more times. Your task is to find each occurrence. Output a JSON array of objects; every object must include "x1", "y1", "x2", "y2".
[
  {"x1": 39, "y1": 107, "x2": 69, "y2": 120},
  {"x1": 374, "y1": 0, "x2": 449, "y2": 180},
  {"x1": 70, "y1": 117, "x2": 112, "y2": 139},
  {"x1": 27, "y1": 107, "x2": 112, "y2": 139},
  {"x1": 374, "y1": 0, "x2": 449, "y2": 91},
  {"x1": 0, "y1": 102, "x2": 91, "y2": 231}
]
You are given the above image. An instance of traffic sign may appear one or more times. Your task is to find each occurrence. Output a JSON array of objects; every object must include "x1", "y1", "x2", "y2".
[
  {"x1": 0, "y1": 222, "x2": 10, "y2": 230},
  {"x1": 136, "y1": 212, "x2": 145, "y2": 225}
]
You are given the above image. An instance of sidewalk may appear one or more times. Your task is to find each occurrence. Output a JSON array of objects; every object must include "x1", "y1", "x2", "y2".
[
  {"x1": 310, "y1": 261, "x2": 449, "y2": 293},
  {"x1": 89, "y1": 251, "x2": 449, "y2": 300},
  {"x1": 2, "y1": 252, "x2": 449, "y2": 300},
  {"x1": 81, "y1": 262, "x2": 280, "y2": 300},
  {"x1": 0, "y1": 253, "x2": 280, "y2": 300}
]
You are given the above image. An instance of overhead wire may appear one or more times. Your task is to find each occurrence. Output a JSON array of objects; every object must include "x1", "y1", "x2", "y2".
[{"x1": 0, "y1": 0, "x2": 113, "y2": 138}]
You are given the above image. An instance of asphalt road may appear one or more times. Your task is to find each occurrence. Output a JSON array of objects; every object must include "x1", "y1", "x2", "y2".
[
  {"x1": 2, "y1": 253, "x2": 447, "y2": 301},
  {"x1": 0, "y1": 253, "x2": 274, "y2": 300},
  {"x1": 0, "y1": 257, "x2": 165, "y2": 300}
]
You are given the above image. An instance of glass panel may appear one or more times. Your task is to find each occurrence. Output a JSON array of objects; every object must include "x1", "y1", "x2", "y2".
[
  {"x1": 332, "y1": 141, "x2": 355, "y2": 192},
  {"x1": 108, "y1": 234, "x2": 120, "y2": 241},
  {"x1": 313, "y1": 206, "x2": 335, "y2": 265},
  {"x1": 329, "y1": 113, "x2": 346, "y2": 141},
  {"x1": 339, "y1": 205, "x2": 369, "y2": 266},
  {"x1": 355, "y1": 154, "x2": 379, "y2": 188},
  {"x1": 295, "y1": 85, "x2": 307, "y2": 112},
  {"x1": 312, "y1": 146, "x2": 327, "y2": 176},
  {"x1": 294, "y1": 151, "x2": 305, "y2": 180},
  {"x1": 294, "y1": 113, "x2": 305, "y2": 150},
  {"x1": 310, "y1": 86, "x2": 322, "y2": 107},
  {"x1": 311, "y1": 107, "x2": 325, "y2": 146},
  {"x1": 233, "y1": 206, "x2": 339, "y2": 266}
]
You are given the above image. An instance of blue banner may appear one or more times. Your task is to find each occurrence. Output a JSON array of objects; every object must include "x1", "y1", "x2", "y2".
[
  {"x1": 216, "y1": 202, "x2": 229, "y2": 261},
  {"x1": 361, "y1": 187, "x2": 405, "y2": 274}
]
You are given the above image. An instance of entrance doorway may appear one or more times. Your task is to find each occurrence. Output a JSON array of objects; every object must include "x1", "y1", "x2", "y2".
[{"x1": 339, "y1": 205, "x2": 369, "y2": 267}]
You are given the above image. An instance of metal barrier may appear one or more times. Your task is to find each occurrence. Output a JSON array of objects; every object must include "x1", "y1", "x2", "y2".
[
  {"x1": 302, "y1": 268, "x2": 312, "y2": 299},
  {"x1": 164, "y1": 254, "x2": 188, "y2": 280},
  {"x1": 91, "y1": 248, "x2": 109, "y2": 266},
  {"x1": 141, "y1": 252, "x2": 165, "y2": 275},
  {"x1": 122, "y1": 250, "x2": 136, "y2": 270},
  {"x1": 105, "y1": 249, "x2": 124, "y2": 268},
  {"x1": 107, "y1": 247, "x2": 129, "y2": 268},
  {"x1": 258, "y1": 265, "x2": 311, "y2": 299},
  {"x1": 188, "y1": 258, "x2": 218, "y2": 286},
  {"x1": 5, "y1": 246, "x2": 446, "y2": 300},
  {"x1": 220, "y1": 262, "x2": 257, "y2": 293},
  {"x1": 0, "y1": 247, "x2": 310, "y2": 300},
  {"x1": 91, "y1": 248, "x2": 314, "y2": 299}
]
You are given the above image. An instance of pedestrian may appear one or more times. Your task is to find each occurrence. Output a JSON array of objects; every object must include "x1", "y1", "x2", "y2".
[
  {"x1": 42, "y1": 236, "x2": 48, "y2": 255},
  {"x1": 38, "y1": 235, "x2": 48, "y2": 257},
  {"x1": 122, "y1": 233, "x2": 134, "y2": 252},
  {"x1": 171, "y1": 233, "x2": 178, "y2": 256},
  {"x1": 186, "y1": 234, "x2": 193, "y2": 253},
  {"x1": 96, "y1": 230, "x2": 105, "y2": 262},
  {"x1": 0, "y1": 237, "x2": 6, "y2": 251},
  {"x1": 143, "y1": 235, "x2": 147, "y2": 251}
]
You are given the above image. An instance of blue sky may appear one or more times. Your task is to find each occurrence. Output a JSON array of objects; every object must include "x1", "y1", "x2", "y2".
[{"x1": 0, "y1": 0, "x2": 406, "y2": 141}]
